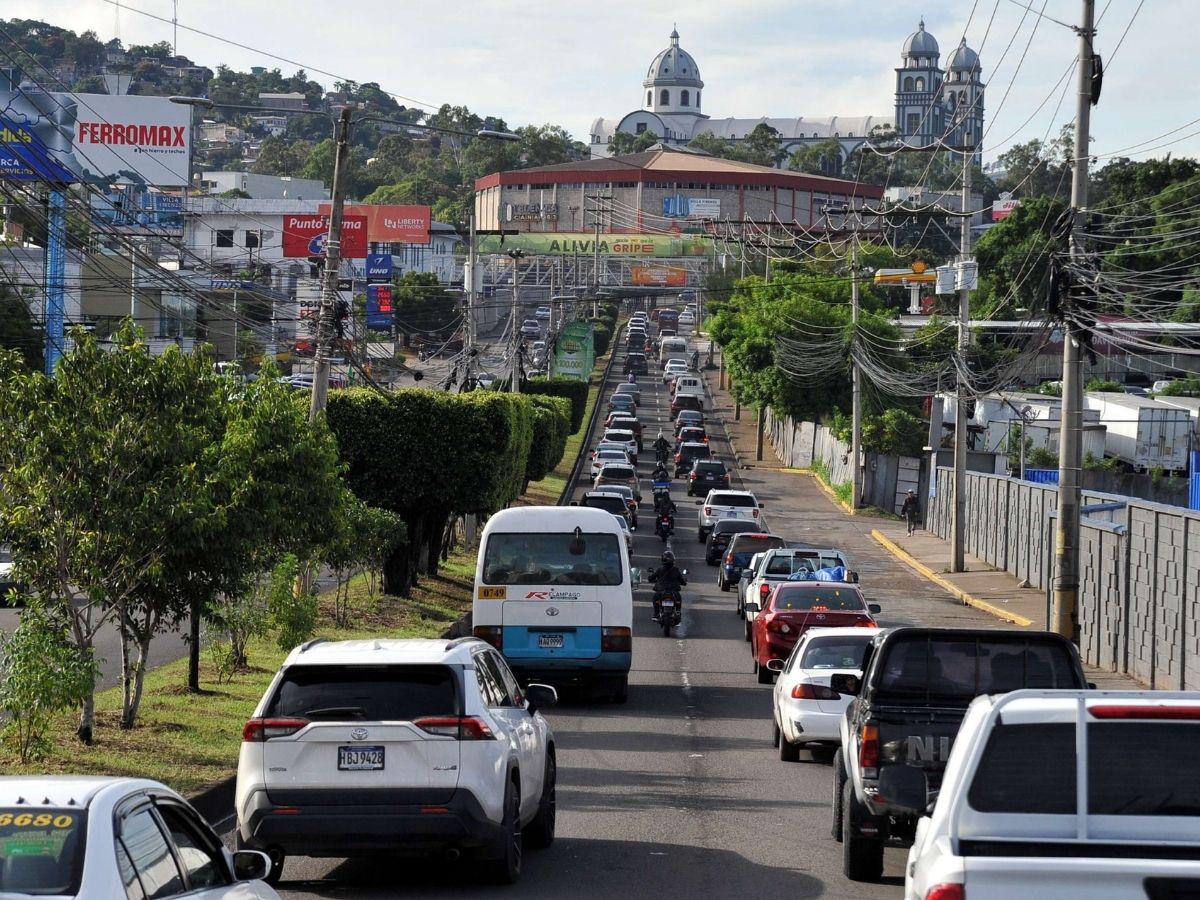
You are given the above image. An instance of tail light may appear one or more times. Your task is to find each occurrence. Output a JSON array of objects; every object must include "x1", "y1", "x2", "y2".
[
  {"x1": 759, "y1": 584, "x2": 771, "y2": 598},
  {"x1": 472, "y1": 625, "x2": 502, "y2": 650},
  {"x1": 725, "y1": 553, "x2": 734, "y2": 564},
  {"x1": 414, "y1": 716, "x2": 495, "y2": 740},
  {"x1": 752, "y1": 509, "x2": 760, "y2": 518},
  {"x1": 925, "y1": 886, "x2": 965, "y2": 900},
  {"x1": 689, "y1": 473, "x2": 697, "y2": 481},
  {"x1": 243, "y1": 718, "x2": 308, "y2": 742},
  {"x1": 859, "y1": 723, "x2": 879, "y2": 773},
  {"x1": 766, "y1": 618, "x2": 791, "y2": 635},
  {"x1": 792, "y1": 682, "x2": 840, "y2": 700},
  {"x1": 1090, "y1": 705, "x2": 1200, "y2": 720},
  {"x1": 704, "y1": 506, "x2": 712, "y2": 515},
  {"x1": 855, "y1": 617, "x2": 877, "y2": 628},
  {"x1": 601, "y1": 626, "x2": 632, "y2": 653}
]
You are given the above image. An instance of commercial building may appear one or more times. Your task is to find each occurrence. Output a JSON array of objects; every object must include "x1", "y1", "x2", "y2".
[{"x1": 198, "y1": 171, "x2": 328, "y2": 201}]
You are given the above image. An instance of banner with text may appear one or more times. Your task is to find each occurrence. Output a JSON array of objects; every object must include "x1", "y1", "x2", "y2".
[
  {"x1": 366, "y1": 284, "x2": 394, "y2": 329},
  {"x1": 319, "y1": 203, "x2": 431, "y2": 244},
  {"x1": 282, "y1": 214, "x2": 368, "y2": 258},
  {"x1": 631, "y1": 264, "x2": 688, "y2": 287},
  {"x1": 553, "y1": 320, "x2": 595, "y2": 381},
  {"x1": 476, "y1": 232, "x2": 712, "y2": 258}
]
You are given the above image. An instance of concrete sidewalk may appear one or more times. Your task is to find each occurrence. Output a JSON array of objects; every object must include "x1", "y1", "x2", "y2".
[{"x1": 700, "y1": 345, "x2": 1142, "y2": 690}]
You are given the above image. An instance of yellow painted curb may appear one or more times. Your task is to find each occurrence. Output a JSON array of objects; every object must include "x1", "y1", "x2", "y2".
[{"x1": 869, "y1": 529, "x2": 1035, "y2": 628}]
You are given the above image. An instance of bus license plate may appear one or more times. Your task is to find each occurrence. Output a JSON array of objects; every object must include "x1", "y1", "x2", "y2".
[
  {"x1": 338, "y1": 746, "x2": 384, "y2": 771},
  {"x1": 538, "y1": 634, "x2": 564, "y2": 649}
]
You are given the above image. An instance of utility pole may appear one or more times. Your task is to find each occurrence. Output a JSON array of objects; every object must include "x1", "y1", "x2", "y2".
[
  {"x1": 465, "y1": 212, "x2": 477, "y2": 385},
  {"x1": 950, "y1": 144, "x2": 974, "y2": 573},
  {"x1": 308, "y1": 107, "x2": 352, "y2": 424},
  {"x1": 850, "y1": 237, "x2": 862, "y2": 510},
  {"x1": 1053, "y1": 0, "x2": 1096, "y2": 640},
  {"x1": 586, "y1": 193, "x2": 610, "y2": 316},
  {"x1": 507, "y1": 248, "x2": 524, "y2": 393}
]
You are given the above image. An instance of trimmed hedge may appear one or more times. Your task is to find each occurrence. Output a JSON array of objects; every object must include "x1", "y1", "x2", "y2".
[
  {"x1": 590, "y1": 320, "x2": 612, "y2": 357},
  {"x1": 522, "y1": 377, "x2": 589, "y2": 432},
  {"x1": 525, "y1": 395, "x2": 571, "y2": 483}
]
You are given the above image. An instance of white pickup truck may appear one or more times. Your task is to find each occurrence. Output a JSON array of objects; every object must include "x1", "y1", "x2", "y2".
[{"x1": 903, "y1": 689, "x2": 1200, "y2": 900}]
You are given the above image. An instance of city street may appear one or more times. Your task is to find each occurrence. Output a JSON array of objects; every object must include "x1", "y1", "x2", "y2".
[{"x1": 255, "y1": 327, "x2": 1006, "y2": 898}]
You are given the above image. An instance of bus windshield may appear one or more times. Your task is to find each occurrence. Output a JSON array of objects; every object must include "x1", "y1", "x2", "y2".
[{"x1": 482, "y1": 532, "x2": 623, "y2": 586}]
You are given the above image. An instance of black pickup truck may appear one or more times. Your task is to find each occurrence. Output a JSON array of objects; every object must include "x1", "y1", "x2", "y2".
[{"x1": 831, "y1": 627, "x2": 1089, "y2": 882}]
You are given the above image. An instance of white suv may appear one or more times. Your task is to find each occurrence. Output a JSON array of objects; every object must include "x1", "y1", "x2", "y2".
[
  {"x1": 695, "y1": 489, "x2": 764, "y2": 541},
  {"x1": 235, "y1": 638, "x2": 558, "y2": 885}
]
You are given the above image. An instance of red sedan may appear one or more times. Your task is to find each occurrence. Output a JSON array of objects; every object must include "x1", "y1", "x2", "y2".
[{"x1": 751, "y1": 583, "x2": 879, "y2": 684}]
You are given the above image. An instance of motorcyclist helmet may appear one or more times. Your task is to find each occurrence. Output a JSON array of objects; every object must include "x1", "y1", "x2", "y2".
[{"x1": 661, "y1": 550, "x2": 675, "y2": 565}]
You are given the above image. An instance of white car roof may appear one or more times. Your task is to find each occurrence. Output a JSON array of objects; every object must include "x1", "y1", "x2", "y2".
[
  {"x1": 706, "y1": 489, "x2": 757, "y2": 499},
  {"x1": 0, "y1": 776, "x2": 176, "y2": 812},
  {"x1": 283, "y1": 637, "x2": 483, "y2": 668}
]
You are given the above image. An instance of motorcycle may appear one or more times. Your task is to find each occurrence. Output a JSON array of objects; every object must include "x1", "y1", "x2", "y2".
[
  {"x1": 654, "y1": 445, "x2": 671, "y2": 467},
  {"x1": 655, "y1": 512, "x2": 674, "y2": 542},
  {"x1": 653, "y1": 576, "x2": 686, "y2": 636}
]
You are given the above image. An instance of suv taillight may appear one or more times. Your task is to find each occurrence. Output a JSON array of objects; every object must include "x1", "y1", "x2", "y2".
[
  {"x1": 725, "y1": 553, "x2": 734, "y2": 564},
  {"x1": 601, "y1": 626, "x2": 632, "y2": 653},
  {"x1": 759, "y1": 584, "x2": 771, "y2": 598},
  {"x1": 414, "y1": 716, "x2": 495, "y2": 740},
  {"x1": 473, "y1": 625, "x2": 502, "y2": 650},
  {"x1": 689, "y1": 472, "x2": 697, "y2": 480},
  {"x1": 704, "y1": 506, "x2": 712, "y2": 515},
  {"x1": 243, "y1": 717, "x2": 308, "y2": 742},
  {"x1": 859, "y1": 723, "x2": 879, "y2": 773},
  {"x1": 925, "y1": 886, "x2": 965, "y2": 900},
  {"x1": 752, "y1": 509, "x2": 760, "y2": 518}
]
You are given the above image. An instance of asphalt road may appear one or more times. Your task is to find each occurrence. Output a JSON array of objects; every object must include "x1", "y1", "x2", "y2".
[{"x1": 252, "y1": 320, "x2": 1006, "y2": 899}]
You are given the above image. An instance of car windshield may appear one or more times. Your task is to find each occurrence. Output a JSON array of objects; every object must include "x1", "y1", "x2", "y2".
[
  {"x1": 766, "y1": 552, "x2": 846, "y2": 575},
  {"x1": 482, "y1": 531, "x2": 623, "y2": 585},
  {"x1": 595, "y1": 451, "x2": 625, "y2": 461},
  {"x1": 583, "y1": 494, "x2": 627, "y2": 515},
  {"x1": 599, "y1": 465, "x2": 635, "y2": 480},
  {"x1": 876, "y1": 635, "x2": 1083, "y2": 703},
  {"x1": 714, "y1": 520, "x2": 758, "y2": 535},
  {"x1": 710, "y1": 493, "x2": 756, "y2": 507},
  {"x1": 801, "y1": 637, "x2": 872, "y2": 669},
  {"x1": 773, "y1": 586, "x2": 864, "y2": 612},
  {"x1": 267, "y1": 665, "x2": 457, "y2": 721},
  {"x1": 0, "y1": 808, "x2": 87, "y2": 895}
]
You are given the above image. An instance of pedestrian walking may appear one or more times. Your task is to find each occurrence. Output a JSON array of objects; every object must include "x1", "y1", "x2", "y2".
[{"x1": 901, "y1": 489, "x2": 920, "y2": 535}]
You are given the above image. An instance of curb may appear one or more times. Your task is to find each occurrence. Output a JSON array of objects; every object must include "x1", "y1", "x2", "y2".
[{"x1": 868, "y1": 528, "x2": 1035, "y2": 627}]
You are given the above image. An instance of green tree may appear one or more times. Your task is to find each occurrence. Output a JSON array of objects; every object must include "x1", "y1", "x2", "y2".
[
  {"x1": 392, "y1": 271, "x2": 459, "y2": 337},
  {"x1": 0, "y1": 279, "x2": 43, "y2": 371},
  {"x1": 788, "y1": 138, "x2": 844, "y2": 176},
  {"x1": 740, "y1": 124, "x2": 785, "y2": 167},
  {"x1": 608, "y1": 129, "x2": 661, "y2": 155},
  {"x1": 251, "y1": 137, "x2": 313, "y2": 176},
  {"x1": 972, "y1": 194, "x2": 1066, "y2": 319},
  {"x1": 688, "y1": 131, "x2": 736, "y2": 158}
]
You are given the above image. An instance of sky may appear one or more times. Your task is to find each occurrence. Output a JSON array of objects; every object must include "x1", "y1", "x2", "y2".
[{"x1": 8, "y1": 0, "x2": 1196, "y2": 164}]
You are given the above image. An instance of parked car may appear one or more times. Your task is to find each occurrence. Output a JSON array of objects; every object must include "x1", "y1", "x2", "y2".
[
  {"x1": 0, "y1": 775, "x2": 280, "y2": 897},
  {"x1": 705, "y1": 518, "x2": 762, "y2": 566},
  {"x1": 674, "y1": 440, "x2": 711, "y2": 477},
  {"x1": 903, "y1": 689, "x2": 1200, "y2": 900},
  {"x1": 834, "y1": 627, "x2": 1089, "y2": 882},
  {"x1": 770, "y1": 627, "x2": 876, "y2": 762},
  {"x1": 688, "y1": 459, "x2": 729, "y2": 496},
  {"x1": 719, "y1": 532, "x2": 787, "y2": 592},
  {"x1": 236, "y1": 638, "x2": 558, "y2": 885},
  {"x1": 695, "y1": 489, "x2": 763, "y2": 541},
  {"x1": 750, "y1": 582, "x2": 879, "y2": 684},
  {"x1": 476, "y1": 371, "x2": 497, "y2": 390}
]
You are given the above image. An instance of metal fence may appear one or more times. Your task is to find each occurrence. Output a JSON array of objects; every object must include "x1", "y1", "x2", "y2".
[{"x1": 926, "y1": 466, "x2": 1200, "y2": 690}]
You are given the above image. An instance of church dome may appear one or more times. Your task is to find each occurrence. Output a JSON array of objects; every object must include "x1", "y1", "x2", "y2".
[
  {"x1": 948, "y1": 39, "x2": 980, "y2": 72},
  {"x1": 644, "y1": 28, "x2": 703, "y2": 87},
  {"x1": 902, "y1": 19, "x2": 939, "y2": 57}
]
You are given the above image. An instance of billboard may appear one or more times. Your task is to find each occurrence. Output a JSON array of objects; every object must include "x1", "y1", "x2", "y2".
[
  {"x1": 662, "y1": 195, "x2": 721, "y2": 219},
  {"x1": 365, "y1": 284, "x2": 394, "y2": 329},
  {"x1": 90, "y1": 186, "x2": 183, "y2": 235},
  {"x1": 631, "y1": 264, "x2": 688, "y2": 287},
  {"x1": 476, "y1": 232, "x2": 712, "y2": 258},
  {"x1": 282, "y1": 214, "x2": 368, "y2": 258},
  {"x1": 0, "y1": 83, "x2": 191, "y2": 186},
  {"x1": 992, "y1": 195, "x2": 1019, "y2": 221},
  {"x1": 553, "y1": 320, "x2": 595, "y2": 381},
  {"x1": 365, "y1": 253, "x2": 393, "y2": 282},
  {"x1": 319, "y1": 203, "x2": 431, "y2": 244}
]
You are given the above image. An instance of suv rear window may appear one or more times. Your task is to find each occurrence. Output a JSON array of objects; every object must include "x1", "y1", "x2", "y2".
[
  {"x1": 599, "y1": 464, "x2": 635, "y2": 480},
  {"x1": 710, "y1": 493, "x2": 755, "y2": 507},
  {"x1": 876, "y1": 635, "x2": 1082, "y2": 703},
  {"x1": 583, "y1": 494, "x2": 627, "y2": 515},
  {"x1": 267, "y1": 665, "x2": 457, "y2": 721},
  {"x1": 695, "y1": 461, "x2": 726, "y2": 474}
]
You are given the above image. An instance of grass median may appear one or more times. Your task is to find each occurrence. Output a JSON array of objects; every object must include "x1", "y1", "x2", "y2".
[{"x1": 0, "y1": 553, "x2": 475, "y2": 796}]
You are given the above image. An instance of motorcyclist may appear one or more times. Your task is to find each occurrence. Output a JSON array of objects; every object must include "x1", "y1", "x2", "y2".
[
  {"x1": 651, "y1": 461, "x2": 671, "y2": 483},
  {"x1": 627, "y1": 372, "x2": 637, "y2": 384},
  {"x1": 652, "y1": 429, "x2": 671, "y2": 465},
  {"x1": 649, "y1": 550, "x2": 687, "y2": 621}
]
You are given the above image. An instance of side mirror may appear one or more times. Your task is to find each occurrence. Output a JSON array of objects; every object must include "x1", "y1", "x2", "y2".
[
  {"x1": 740, "y1": 570, "x2": 753, "y2": 580},
  {"x1": 877, "y1": 764, "x2": 929, "y2": 812},
  {"x1": 829, "y1": 673, "x2": 861, "y2": 695},
  {"x1": 758, "y1": 502, "x2": 766, "y2": 509},
  {"x1": 766, "y1": 658, "x2": 785, "y2": 673},
  {"x1": 694, "y1": 499, "x2": 703, "y2": 505},
  {"x1": 232, "y1": 850, "x2": 271, "y2": 882},
  {"x1": 745, "y1": 600, "x2": 760, "y2": 613},
  {"x1": 569, "y1": 500, "x2": 579, "y2": 506},
  {"x1": 868, "y1": 603, "x2": 882, "y2": 614},
  {"x1": 525, "y1": 683, "x2": 558, "y2": 714}
]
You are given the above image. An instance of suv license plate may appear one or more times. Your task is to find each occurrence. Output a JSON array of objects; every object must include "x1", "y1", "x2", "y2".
[
  {"x1": 538, "y1": 634, "x2": 564, "y2": 648},
  {"x1": 338, "y1": 746, "x2": 384, "y2": 771}
]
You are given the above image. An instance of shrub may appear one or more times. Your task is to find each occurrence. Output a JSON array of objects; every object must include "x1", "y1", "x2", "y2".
[
  {"x1": 590, "y1": 320, "x2": 612, "y2": 356},
  {"x1": 522, "y1": 377, "x2": 589, "y2": 432},
  {"x1": 1027, "y1": 447, "x2": 1058, "y2": 468},
  {"x1": 1085, "y1": 377, "x2": 1122, "y2": 392},
  {"x1": 0, "y1": 611, "x2": 96, "y2": 761},
  {"x1": 526, "y1": 395, "x2": 572, "y2": 482},
  {"x1": 269, "y1": 555, "x2": 318, "y2": 652},
  {"x1": 1158, "y1": 376, "x2": 1200, "y2": 397}
]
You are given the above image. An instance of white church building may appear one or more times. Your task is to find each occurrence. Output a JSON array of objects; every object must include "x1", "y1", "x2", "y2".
[{"x1": 589, "y1": 23, "x2": 983, "y2": 172}]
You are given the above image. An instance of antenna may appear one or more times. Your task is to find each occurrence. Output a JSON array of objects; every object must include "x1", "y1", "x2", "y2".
[
  {"x1": 172, "y1": 0, "x2": 179, "y2": 56},
  {"x1": 114, "y1": 0, "x2": 121, "y2": 42}
]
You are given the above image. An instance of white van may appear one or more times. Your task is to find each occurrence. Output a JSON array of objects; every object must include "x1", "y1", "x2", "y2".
[
  {"x1": 474, "y1": 506, "x2": 634, "y2": 701},
  {"x1": 658, "y1": 337, "x2": 688, "y2": 363},
  {"x1": 673, "y1": 374, "x2": 704, "y2": 398}
]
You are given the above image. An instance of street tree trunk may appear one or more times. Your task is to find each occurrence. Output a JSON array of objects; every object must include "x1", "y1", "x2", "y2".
[{"x1": 187, "y1": 597, "x2": 201, "y2": 693}]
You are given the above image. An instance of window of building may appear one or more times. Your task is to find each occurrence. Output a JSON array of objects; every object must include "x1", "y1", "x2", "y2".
[
  {"x1": 915, "y1": 77, "x2": 925, "y2": 91},
  {"x1": 906, "y1": 112, "x2": 920, "y2": 134},
  {"x1": 696, "y1": 91, "x2": 700, "y2": 108},
  {"x1": 245, "y1": 230, "x2": 261, "y2": 249},
  {"x1": 635, "y1": 122, "x2": 647, "y2": 134},
  {"x1": 660, "y1": 89, "x2": 669, "y2": 106},
  {"x1": 646, "y1": 90, "x2": 652, "y2": 106},
  {"x1": 681, "y1": 90, "x2": 690, "y2": 107},
  {"x1": 903, "y1": 76, "x2": 914, "y2": 91},
  {"x1": 215, "y1": 229, "x2": 234, "y2": 248}
]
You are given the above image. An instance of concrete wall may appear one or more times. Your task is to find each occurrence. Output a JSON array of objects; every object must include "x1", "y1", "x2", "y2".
[{"x1": 926, "y1": 466, "x2": 1200, "y2": 689}]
